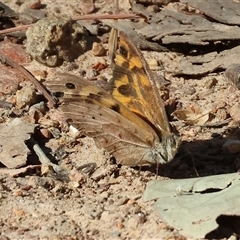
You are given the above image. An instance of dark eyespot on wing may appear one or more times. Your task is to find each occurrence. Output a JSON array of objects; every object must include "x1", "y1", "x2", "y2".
[
  {"x1": 118, "y1": 83, "x2": 137, "y2": 97},
  {"x1": 87, "y1": 91, "x2": 107, "y2": 101},
  {"x1": 52, "y1": 91, "x2": 64, "y2": 98},
  {"x1": 119, "y1": 46, "x2": 128, "y2": 59},
  {"x1": 65, "y1": 82, "x2": 76, "y2": 89},
  {"x1": 110, "y1": 104, "x2": 120, "y2": 113}
]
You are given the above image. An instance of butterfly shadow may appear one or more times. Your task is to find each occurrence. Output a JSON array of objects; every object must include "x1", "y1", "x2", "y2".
[{"x1": 140, "y1": 127, "x2": 240, "y2": 179}]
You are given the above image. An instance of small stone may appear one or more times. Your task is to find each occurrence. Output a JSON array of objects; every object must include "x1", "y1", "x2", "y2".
[
  {"x1": 225, "y1": 64, "x2": 240, "y2": 89},
  {"x1": 100, "y1": 211, "x2": 110, "y2": 222},
  {"x1": 80, "y1": 0, "x2": 95, "y2": 14},
  {"x1": 69, "y1": 169, "x2": 86, "y2": 185},
  {"x1": 148, "y1": 58, "x2": 159, "y2": 67},
  {"x1": 16, "y1": 86, "x2": 37, "y2": 108},
  {"x1": 223, "y1": 139, "x2": 240, "y2": 154},
  {"x1": 68, "y1": 125, "x2": 80, "y2": 139},
  {"x1": 147, "y1": 5, "x2": 159, "y2": 13},
  {"x1": 39, "y1": 128, "x2": 52, "y2": 139},
  {"x1": 127, "y1": 215, "x2": 140, "y2": 229},
  {"x1": 92, "y1": 42, "x2": 106, "y2": 56},
  {"x1": 30, "y1": 0, "x2": 41, "y2": 9},
  {"x1": 229, "y1": 103, "x2": 240, "y2": 122},
  {"x1": 183, "y1": 85, "x2": 196, "y2": 95}
]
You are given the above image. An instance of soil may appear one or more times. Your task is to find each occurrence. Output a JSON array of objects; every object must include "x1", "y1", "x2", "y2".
[{"x1": 0, "y1": 0, "x2": 239, "y2": 239}]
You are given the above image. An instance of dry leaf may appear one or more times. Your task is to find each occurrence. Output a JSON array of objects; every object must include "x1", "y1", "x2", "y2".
[
  {"x1": 0, "y1": 118, "x2": 37, "y2": 168},
  {"x1": 143, "y1": 173, "x2": 240, "y2": 238},
  {"x1": 173, "y1": 105, "x2": 209, "y2": 125}
]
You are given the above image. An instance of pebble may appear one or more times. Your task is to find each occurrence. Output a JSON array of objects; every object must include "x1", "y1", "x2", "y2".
[
  {"x1": 80, "y1": 0, "x2": 95, "y2": 14},
  {"x1": 229, "y1": 103, "x2": 240, "y2": 122},
  {"x1": 148, "y1": 58, "x2": 159, "y2": 67},
  {"x1": 225, "y1": 63, "x2": 240, "y2": 89},
  {"x1": 146, "y1": 5, "x2": 159, "y2": 13},
  {"x1": 127, "y1": 215, "x2": 140, "y2": 229},
  {"x1": 92, "y1": 42, "x2": 106, "y2": 56},
  {"x1": 100, "y1": 211, "x2": 111, "y2": 223},
  {"x1": 39, "y1": 128, "x2": 52, "y2": 139},
  {"x1": 30, "y1": 0, "x2": 42, "y2": 9},
  {"x1": 183, "y1": 85, "x2": 196, "y2": 95},
  {"x1": 16, "y1": 86, "x2": 37, "y2": 108}
]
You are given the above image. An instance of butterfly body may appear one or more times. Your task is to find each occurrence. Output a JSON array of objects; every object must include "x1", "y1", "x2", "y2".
[{"x1": 47, "y1": 31, "x2": 180, "y2": 166}]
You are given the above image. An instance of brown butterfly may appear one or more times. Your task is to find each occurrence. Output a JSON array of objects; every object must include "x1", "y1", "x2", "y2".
[{"x1": 47, "y1": 31, "x2": 180, "y2": 166}]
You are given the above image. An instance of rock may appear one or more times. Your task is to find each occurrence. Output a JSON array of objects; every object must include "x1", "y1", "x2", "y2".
[
  {"x1": 92, "y1": 42, "x2": 106, "y2": 56},
  {"x1": 16, "y1": 86, "x2": 37, "y2": 108},
  {"x1": 26, "y1": 16, "x2": 88, "y2": 67},
  {"x1": 223, "y1": 139, "x2": 240, "y2": 154},
  {"x1": 225, "y1": 64, "x2": 240, "y2": 89},
  {"x1": 148, "y1": 58, "x2": 159, "y2": 67},
  {"x1": 229, "y1": 103, "x2": 240, "y2": 122},
  {"x1": 80, "y1": 0, "x2": 95, "y2": 14}
]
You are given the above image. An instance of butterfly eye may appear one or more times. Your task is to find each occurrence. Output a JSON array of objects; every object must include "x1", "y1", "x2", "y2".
[
  {"x1": 119, "y1": 46, "x2": 128, "y2": 59},
  {"x1": 65, "y1": 82, "x2": 76, "y2": 89}
]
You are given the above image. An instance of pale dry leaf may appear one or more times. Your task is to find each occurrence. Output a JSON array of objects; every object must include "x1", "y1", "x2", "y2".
[
  {"x1": 0, "y1": 118, "x2": 37, "y2": 168},
  {"x1": 173, "y1": 106, "x2": 209, "y2": 125},
  {"x1": 143, "y1": 173, "x2": 240, "y2": 238}
]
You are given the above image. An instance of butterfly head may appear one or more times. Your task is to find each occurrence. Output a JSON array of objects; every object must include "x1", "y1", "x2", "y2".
[{"x1": 153, "y1": 133, "x2": 180, "y2": 164}]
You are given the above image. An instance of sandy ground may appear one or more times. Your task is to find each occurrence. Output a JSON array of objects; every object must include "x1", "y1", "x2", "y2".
[{"x1": 0, "y1": 0, "x2": 239, "y2": 239}]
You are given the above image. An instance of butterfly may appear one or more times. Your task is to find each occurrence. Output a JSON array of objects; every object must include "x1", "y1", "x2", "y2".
[{"x1": 47, "y1": 31, "x2": 180, "y2": 166}]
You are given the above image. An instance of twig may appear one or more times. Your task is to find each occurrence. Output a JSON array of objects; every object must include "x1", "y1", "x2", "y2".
[
  {"x1": 0, "y1": 13, "x2": 144, "y2": 35},
  {"x1": 30, "y1": 138, "x2": 69, "y2": 178},
  {"x1": 72, "y1": 13, "x2": 144, "y2": 21},
  {"x1": 0, "y1": 24, "x2": 32, "y2": 35},
  {"x1": 0, "y1": 54, "x2": 56, "y2": 107},
  {"x1": 32, "y1": 140, "x2": 52, "y2": 164}
]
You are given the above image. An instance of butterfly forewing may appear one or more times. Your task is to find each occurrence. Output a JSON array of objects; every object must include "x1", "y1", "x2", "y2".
[{"x1": 109, "y1": 32, "x2": 171, "y2": 135}]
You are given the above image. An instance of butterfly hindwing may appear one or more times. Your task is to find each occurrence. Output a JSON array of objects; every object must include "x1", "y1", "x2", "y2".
[{"x1": 47, "y1": 73, "x2": 164, "y2": 165}]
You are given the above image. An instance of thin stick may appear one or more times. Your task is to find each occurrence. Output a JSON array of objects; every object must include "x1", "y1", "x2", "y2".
[
  {"x1": 0, "y1": 54, "x2": 56, "y2": 107},
  {"x1": 31, "y1": 138, "x2": 69, "y2": 178},
  {"x1": 0, "y1": 13, "x2": 144, "y2": 35}
]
